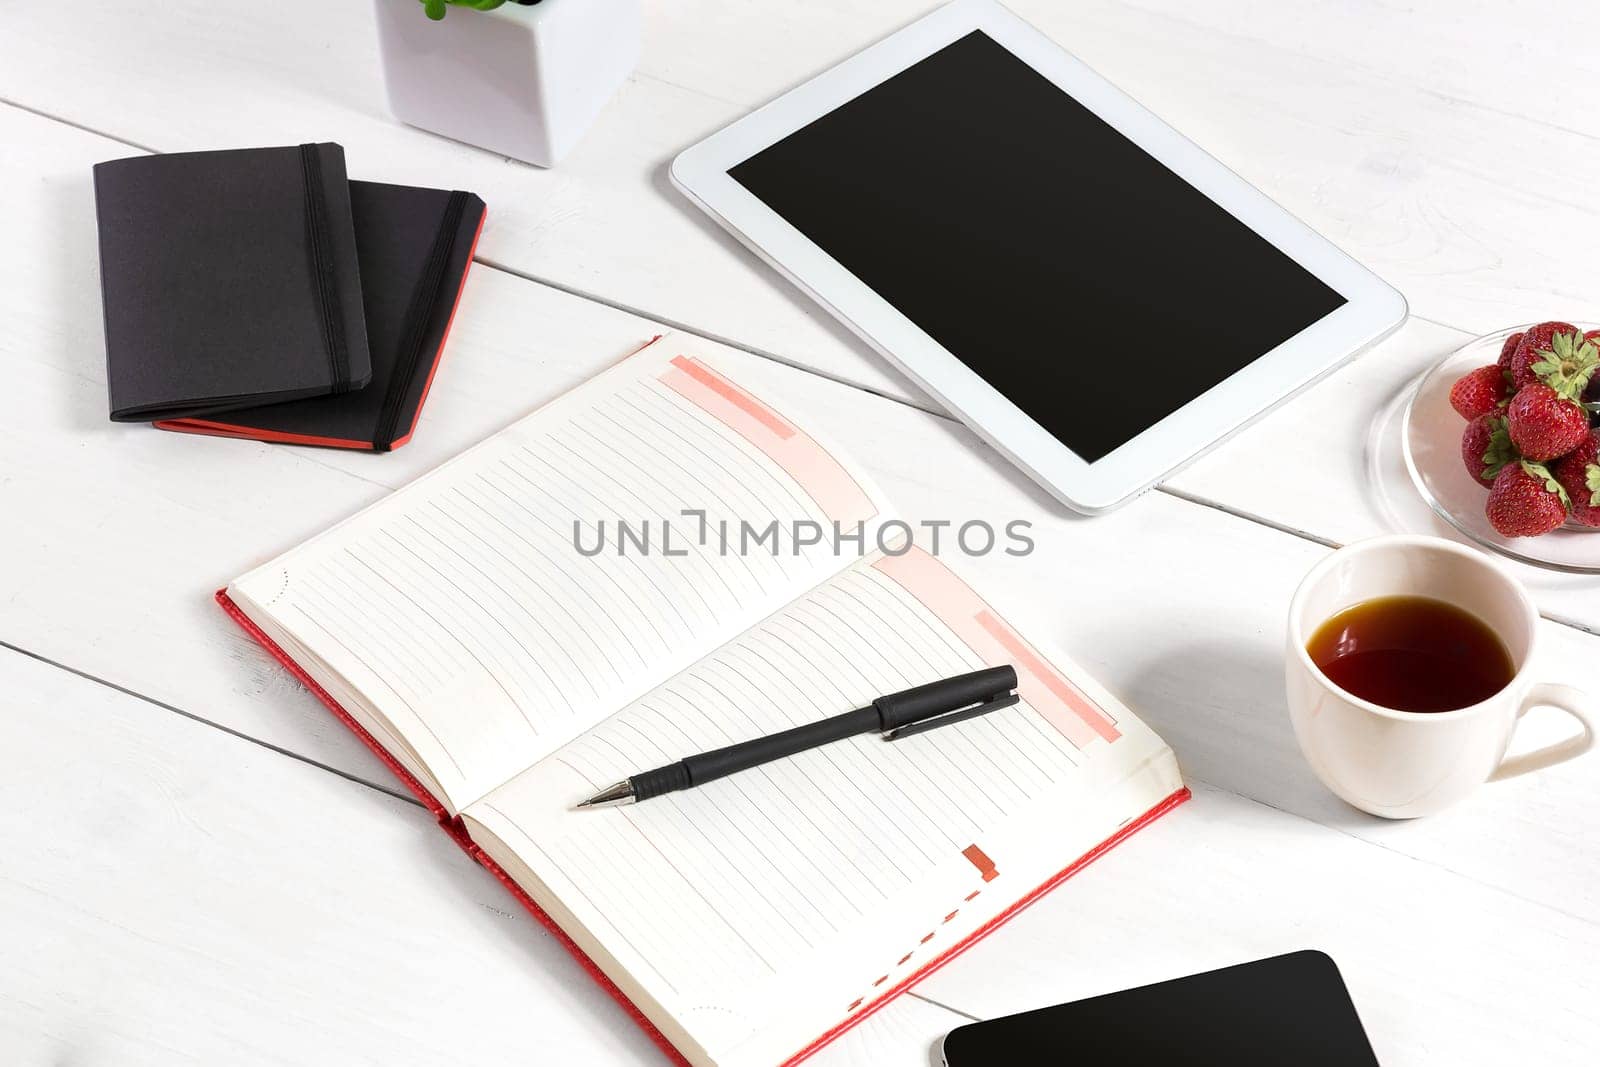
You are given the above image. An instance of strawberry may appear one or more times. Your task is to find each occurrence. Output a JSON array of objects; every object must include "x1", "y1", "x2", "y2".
[
  {"x1": 1586, "y1": 331, "x2": 1600, "y2": 409},
  {"x1": 1498, "y1": 330, "x2": 1525, "y2": 371},
  {"x1": 1486, "y1": 460, "x2": 1570, "y2": 537},
  {"x1": 1509, "y1": 322, "x2": 1576, "y2": 387},
  {"x1": 1449, "y1": 364, "x2": 1511, "y2": 420},
  {"x1": 1461, "y1": 411, "x2": 1516, "y2": 487},
  {"x1": 1510, "y1": 322, "x2": 1574, "y2": 386},
  {"x1": 1552, "y1": 431, "x2": 1600, "y2": 527},
  {"x1": 1506, "y1": 382, "x2": 1590, "y2": 460},
  {"x1": 1511, "y1": 323, "x2": 1597, "y2": 395}
]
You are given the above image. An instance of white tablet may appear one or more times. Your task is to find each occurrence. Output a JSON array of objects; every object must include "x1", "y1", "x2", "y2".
[{"x1": 671, "y1": 0, "x2": 1407, "y2": 513}]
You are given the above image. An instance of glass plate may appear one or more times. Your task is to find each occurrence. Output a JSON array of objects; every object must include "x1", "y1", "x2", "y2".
[{"x1": 1399, "y1": 323, "x2": 1600, "y2": 574}]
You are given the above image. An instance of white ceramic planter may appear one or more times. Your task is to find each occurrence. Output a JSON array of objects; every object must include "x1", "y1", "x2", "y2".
[{"x1": 373, "y1": 0, "x2": 640, "y2": 168}]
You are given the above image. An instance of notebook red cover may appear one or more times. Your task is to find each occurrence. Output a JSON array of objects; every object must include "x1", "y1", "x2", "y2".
[{"x1": 217, "y1": 588, "x2": 1189, "y2": 1066}]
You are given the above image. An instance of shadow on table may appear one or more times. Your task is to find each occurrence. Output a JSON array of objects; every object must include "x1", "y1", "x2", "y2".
[
  {"x1": 1116, "y1": 635, "x2": 1382, "y2": 832},
  {"x1": 398, "y1": 803, "x2": 677, "y2": 1064},
  {"x1": 41, "y1": 170, "x2": 114, "y2": 435}
]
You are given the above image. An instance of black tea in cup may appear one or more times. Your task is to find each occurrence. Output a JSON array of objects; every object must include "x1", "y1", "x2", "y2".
[{"x1": 1306, "y1": 595, "x2": 1515, "y2": 713}]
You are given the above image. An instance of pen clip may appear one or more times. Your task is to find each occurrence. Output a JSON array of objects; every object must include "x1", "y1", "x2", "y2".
[{"x1": 883, "y1": 692, "x2": 1019, "y2": 741}]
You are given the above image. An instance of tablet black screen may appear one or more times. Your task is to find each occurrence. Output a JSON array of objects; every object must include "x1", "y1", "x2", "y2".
[
  {"x1": 939, "y1": 951, "x2": 1381, "y2": 1064},
  {"x1": 730, "y1": 30, "x2": 1346, "y2": 462}
]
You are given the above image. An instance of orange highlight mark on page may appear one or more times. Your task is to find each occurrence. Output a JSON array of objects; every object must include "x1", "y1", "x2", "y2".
[
  {"x1": 872, "y1": 548, "x2": 1120, "y2": 747},
  {"x1": 975, "y1": 611, "x2": 1120, "y2": 744},
  {"x1": 962, "y1": 844, "x2": 999, "y2": 882},
  {"x1": 668, "y1": 355, "x2": 794, "y2": 438},
  {"x1": 660, "y1": 355, "x2": 877, "y2": 526}
]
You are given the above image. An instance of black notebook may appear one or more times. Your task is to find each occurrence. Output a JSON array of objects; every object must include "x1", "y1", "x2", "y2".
[
  {"x1": 94, "y1": 143, "x2": 372, "y2": 422},
  {"x1": 157, "y1": 181, "x2": 485, "y2": 451}
]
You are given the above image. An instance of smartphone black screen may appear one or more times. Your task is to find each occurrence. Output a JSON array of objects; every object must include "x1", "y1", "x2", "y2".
[{"x1": 940, "y1": 951, "x2": 1381, "y2": 1064}]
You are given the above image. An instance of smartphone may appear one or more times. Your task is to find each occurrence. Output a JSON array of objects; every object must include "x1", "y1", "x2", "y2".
[{"x1": 938, "y1": 951, "x2": 1380, "y2": 1065}]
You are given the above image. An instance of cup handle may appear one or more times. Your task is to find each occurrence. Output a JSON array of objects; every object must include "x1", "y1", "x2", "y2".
[{"x1": 1488, "y1": 683, "x2": 1598, "y2": 782}]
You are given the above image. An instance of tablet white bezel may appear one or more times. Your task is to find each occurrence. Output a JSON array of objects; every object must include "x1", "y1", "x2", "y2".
[{"x1": 670, "y1": 0, "x2": 1407, "y2": 513}]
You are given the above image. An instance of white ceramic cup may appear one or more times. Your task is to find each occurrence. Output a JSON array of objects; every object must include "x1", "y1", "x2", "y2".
[{"x1": 1286, "y1": 534, "x2": 1595, "y2": 818}]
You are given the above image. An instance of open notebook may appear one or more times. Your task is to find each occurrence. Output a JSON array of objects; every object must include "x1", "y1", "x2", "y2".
[{"x1": 220, "y1": 335, "x2": 1187, "y2": 1067}]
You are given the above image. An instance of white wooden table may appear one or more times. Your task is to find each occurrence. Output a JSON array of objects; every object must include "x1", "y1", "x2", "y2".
[{"x1": 4, "y1": 3, "x2": 1599, "y2": 1064}]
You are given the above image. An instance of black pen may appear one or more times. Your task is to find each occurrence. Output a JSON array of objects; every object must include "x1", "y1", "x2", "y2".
[{"x1": 577, "y1": 665, "x2": 1019, "y2": 808}]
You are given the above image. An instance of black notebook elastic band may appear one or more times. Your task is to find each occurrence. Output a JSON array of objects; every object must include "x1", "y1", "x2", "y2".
[
  {"x1": 299, "y1": 143, "x2": 352, "y2": 395},
  {"x1": 373, "y1": 191, "x2": 470, "y2": 452}
]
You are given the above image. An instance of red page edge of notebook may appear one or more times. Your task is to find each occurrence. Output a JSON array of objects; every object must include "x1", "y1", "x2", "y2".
[
  {"x1": 215, "y1": 588, "x2": 693, "y2": 1067},
  {"x1": 215, "y1": 587, "x2": 1190, "y2": 1067},
  {"x1": 154, "y1": 208, "x2": 488, "y2": 451}
]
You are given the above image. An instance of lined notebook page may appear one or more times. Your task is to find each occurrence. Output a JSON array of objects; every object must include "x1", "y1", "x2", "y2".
[
  {"x1": 230, "y1": 337, "x2": 888, "y2": 810},
  {"x1": 463, "y1": 548, "x2": 1179, "y2": 1065}
]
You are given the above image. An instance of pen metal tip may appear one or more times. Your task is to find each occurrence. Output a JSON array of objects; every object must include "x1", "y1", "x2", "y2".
[{"x1": 576, "y1": 781, "x2": 635, "y2": 809}]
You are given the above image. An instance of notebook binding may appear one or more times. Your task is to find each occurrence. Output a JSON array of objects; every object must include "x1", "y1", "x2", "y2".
[
  {"x1": 372, "y1": 190, "x2": 470, "y2": 452},
  {"x1": 298, "y1": 143, "x2": 352, "y2": 396}
]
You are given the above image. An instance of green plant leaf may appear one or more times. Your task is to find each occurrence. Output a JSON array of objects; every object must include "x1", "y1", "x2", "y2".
[
  {"x1": 1523, "y1": 460, "x2": 1571, "y2": 508},
  {"x1": 1481, "y1": 415, "x2": 1517, "y2": 480},
  {"x1": 1533, "y1": 330, "x2": 1599, "y2": 401},
  {"x1": 1587, "y1": 462, "x2": 1600, "y2": 507},
  {"x1": 420, "y1": 0, "x2": 509, "y2": 17}
]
